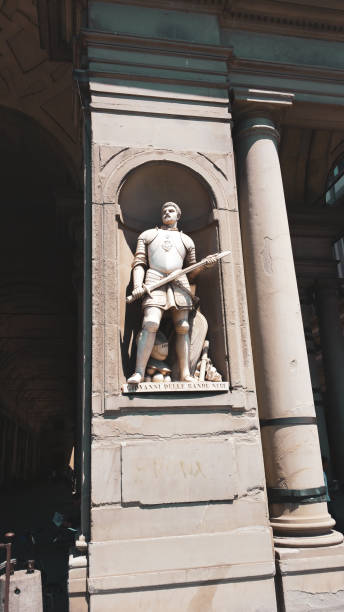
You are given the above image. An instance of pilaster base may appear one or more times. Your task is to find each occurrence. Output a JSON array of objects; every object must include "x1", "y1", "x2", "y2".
[
  {"x1": 68, "y1": 551, "x2": 88, "y2": 612},
  {"x1": 275, "y1": 543, "x2": 344, "y2": 611}
]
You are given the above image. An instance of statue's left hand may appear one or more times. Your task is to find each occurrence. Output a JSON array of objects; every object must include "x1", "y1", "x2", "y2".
[{"x1": 204, "y1": 255, "x2": 217, "y2": 268}]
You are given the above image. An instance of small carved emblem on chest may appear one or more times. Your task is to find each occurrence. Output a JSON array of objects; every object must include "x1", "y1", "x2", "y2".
[{"x1": 161, "y1": 238, "x2": 173, "y2": 252}]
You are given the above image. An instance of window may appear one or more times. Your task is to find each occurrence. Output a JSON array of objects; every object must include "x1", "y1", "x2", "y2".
[{"x1": 334, "y1": 237, "x2": 344, "y2": 279}]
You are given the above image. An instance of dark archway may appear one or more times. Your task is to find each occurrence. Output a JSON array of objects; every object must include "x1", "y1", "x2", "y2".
[{"x1": 0, "y1": 107, "x2": 82, "y2": 609}]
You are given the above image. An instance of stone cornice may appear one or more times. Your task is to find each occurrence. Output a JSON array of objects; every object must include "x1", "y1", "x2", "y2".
[
  {"x1": 230, "y1": 59, "x2": 344, "y2": 86},
  {"x1": 87, "y1": 0, "x2": 227, "y2": 14},
  {"x1": 78, "y1": 29, "x2": 231, "y2": 100},
  {"x1": 76, "y1": 30, "x2": 232, "y2": 119},
  {"x1": 81, "y1": 29, "x2": 233, "y2": 62},
  {"x1": 38, "y1": 1, "x2": 344, "y2": 63},
  {"x1": 229, "y1": 59, "x2": 344, "y2": 111},
  {"x1": 220, "y1": 1, "x2": 344, "y2": 42},
  {"x1": 113, "y1": 1, "x2": 344, "y2": 42}
]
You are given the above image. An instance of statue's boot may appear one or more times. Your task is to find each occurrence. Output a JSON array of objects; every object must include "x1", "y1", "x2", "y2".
[
  {"x1": 127, "y1": 328, "x2": 156, "y2": 384},
  {"x1": 175, "y1": 330, "x2": 193, "y2": 381},
  {"x1": 127, "y1": 372, "x2": 144, "y2": 384}
]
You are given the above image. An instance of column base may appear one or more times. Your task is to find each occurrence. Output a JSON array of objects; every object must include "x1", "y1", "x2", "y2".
[
  {"x1": 275, "y1": 543, "x2": 344, "y2": 611},
  {"x1": 274, "y1": 529, "x2": 343, "y2": 548},
  {"x1": 270, "y1": 501, "x2": 338, "y2": 543}
]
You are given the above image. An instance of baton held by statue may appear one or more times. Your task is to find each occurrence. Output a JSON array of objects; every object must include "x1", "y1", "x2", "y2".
[{"x1": 126, "y1": 250, "x2": 231, "y2": 304}]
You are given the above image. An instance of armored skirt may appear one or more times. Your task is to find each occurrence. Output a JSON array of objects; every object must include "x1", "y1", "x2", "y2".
[{"x1": 142, "y1": 268, "x2": 193, "y2": 310}]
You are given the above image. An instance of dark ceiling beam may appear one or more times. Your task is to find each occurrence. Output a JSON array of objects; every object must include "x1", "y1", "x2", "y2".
[{"x1": 37, "y1": 0, "x2": 86, "y2": 61}]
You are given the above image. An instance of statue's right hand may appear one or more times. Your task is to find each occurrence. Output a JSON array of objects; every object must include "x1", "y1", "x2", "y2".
[{"x1": 132, "y1": 286, "x2": 145, "y2": 300}]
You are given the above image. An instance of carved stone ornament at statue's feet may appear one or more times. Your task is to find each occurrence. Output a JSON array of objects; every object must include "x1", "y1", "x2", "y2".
[{"x1": 127, "y1": 372, "x2": 144, "y2": 384}]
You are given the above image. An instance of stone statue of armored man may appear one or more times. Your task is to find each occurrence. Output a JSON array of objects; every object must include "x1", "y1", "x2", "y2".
[{"x1": 127, "y1": 202, "x2": 217, "y2": 384}]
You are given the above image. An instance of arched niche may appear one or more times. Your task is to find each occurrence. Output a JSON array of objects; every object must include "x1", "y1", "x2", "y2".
[
  {"x1": 117, "y1": 160, "x2": 229, "y2": 383},
  {"x1": 118, "y1": 160, "x2": 214, "y2": 232}
]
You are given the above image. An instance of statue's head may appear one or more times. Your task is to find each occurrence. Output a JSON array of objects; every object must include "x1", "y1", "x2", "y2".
[{"x1": 161, "y1": 201, "x2": 181, "y2": 225}]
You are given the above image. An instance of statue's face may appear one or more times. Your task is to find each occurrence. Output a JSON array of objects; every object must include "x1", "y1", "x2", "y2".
[{"x1": 161, "y1": 204, "x2": 179, "y2": 225}]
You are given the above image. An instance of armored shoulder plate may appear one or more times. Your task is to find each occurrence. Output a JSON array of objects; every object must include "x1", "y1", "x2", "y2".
[
  {"x1": 180, "y1": 231, "x2": 195, "y2": 251},
  {"x1": 138, "y1": 227, "x2": 159, "y2": 244}
]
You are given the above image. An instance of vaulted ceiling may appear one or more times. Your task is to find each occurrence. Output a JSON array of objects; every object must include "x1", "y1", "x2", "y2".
[
  {"x1": 0, "y1": 0, "x2": 81, "y2": 182},
  {"x1": 280, "y1": 126, "x2": 344, "y2": 210}
]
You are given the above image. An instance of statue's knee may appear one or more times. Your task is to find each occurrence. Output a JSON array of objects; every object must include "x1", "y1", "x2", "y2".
[
  {"x1": 142, "y1": 318, "x2": 159, "y2": 333},
  {"x1": 175, "y1": 319, "x2": 189, "y2": 335}
]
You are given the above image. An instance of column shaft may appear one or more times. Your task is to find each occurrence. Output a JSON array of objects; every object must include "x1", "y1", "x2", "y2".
[{"x1": 235, "y1": 115, "x2": 341, "y2": 546}]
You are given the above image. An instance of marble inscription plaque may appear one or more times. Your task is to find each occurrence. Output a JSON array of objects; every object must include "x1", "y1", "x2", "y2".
[
  {"x1": 121, "y1": 439, "x2": 236, "y2": 504},
  {"x1": 122, "y1": 381, "x2": 229, "y2": 393}
]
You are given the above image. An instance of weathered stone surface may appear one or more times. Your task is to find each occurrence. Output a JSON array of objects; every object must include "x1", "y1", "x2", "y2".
[
  {"x1": 92, "y1": 411, "x2": 234, "y2": 439},
  {"x1": 68, "y1": 553, "x2": 88, "y2": 612},
  {"x1": 92, "y1": 204, "x2": 104, "y2": 326},
  {"x1": 89, "y1": 577, "x2": 277, "y2": 612},
  {"x1": 235, "y1": 440, "x2": 266, "y2": 497},
  {"x1": 121, "y1": 439, "x2": 236, "y2": 504},
  {"x1": 91, "y1": 444, "x2": 121, "y2": 505},
  {"x1": 92, "y1": 112, "x2": 233, "y2": 154},
  {"x1": 91, "y1": 496, "x2": 268, "y2": 542},
  {"x1": 91, "y1": 324, "x2": 104, "y2": 396},
  {"x1": 88, "y1": 527, "x2": 273, "y2": 580},
  {"x1": 276, "y1": 544, "x2": 344, "y2": 611},
  {"x1": 92, "y1": 393, "x2": 103, "y2": 416},
  {"x1": 69, "y1": 593, "x2": 88, "y2": 612},
  {"x1": 105, "y1": 390, "x2": 243, "y2": 411}
]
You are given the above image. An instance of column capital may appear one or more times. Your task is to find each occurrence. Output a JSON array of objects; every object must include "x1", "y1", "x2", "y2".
[
  {"x1": 234, "y1": 115, "x2": 280, "y2": 143},
  {"x1": 231, "y1": 87, "x2": 295, "y2": 131}
]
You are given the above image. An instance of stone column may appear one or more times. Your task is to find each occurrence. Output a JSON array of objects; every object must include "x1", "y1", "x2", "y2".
[
  {"x1": 235, "y1": 112, "x2": 341, "y2": 546},
  {"x1": 316, "y1": 279, "x2": 344, "y2": 482}
]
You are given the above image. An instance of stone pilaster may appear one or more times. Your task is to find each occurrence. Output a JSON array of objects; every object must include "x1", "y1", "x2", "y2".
[
  {"x1": 70, "y1": 7, "x2": 280, "y2": 610},
  {"x1": 234, "y1": 108, "x2": 341, "y2": 546}
]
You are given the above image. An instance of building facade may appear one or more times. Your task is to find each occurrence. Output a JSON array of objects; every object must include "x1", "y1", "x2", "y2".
[{"x1": 1, "y1": 1, "x2": 344, "y2": 610}]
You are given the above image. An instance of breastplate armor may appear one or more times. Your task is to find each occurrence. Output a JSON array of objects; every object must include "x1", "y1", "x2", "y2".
[{"x1": 148, "y1": 229, "x2": 186, "y2": 274}]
